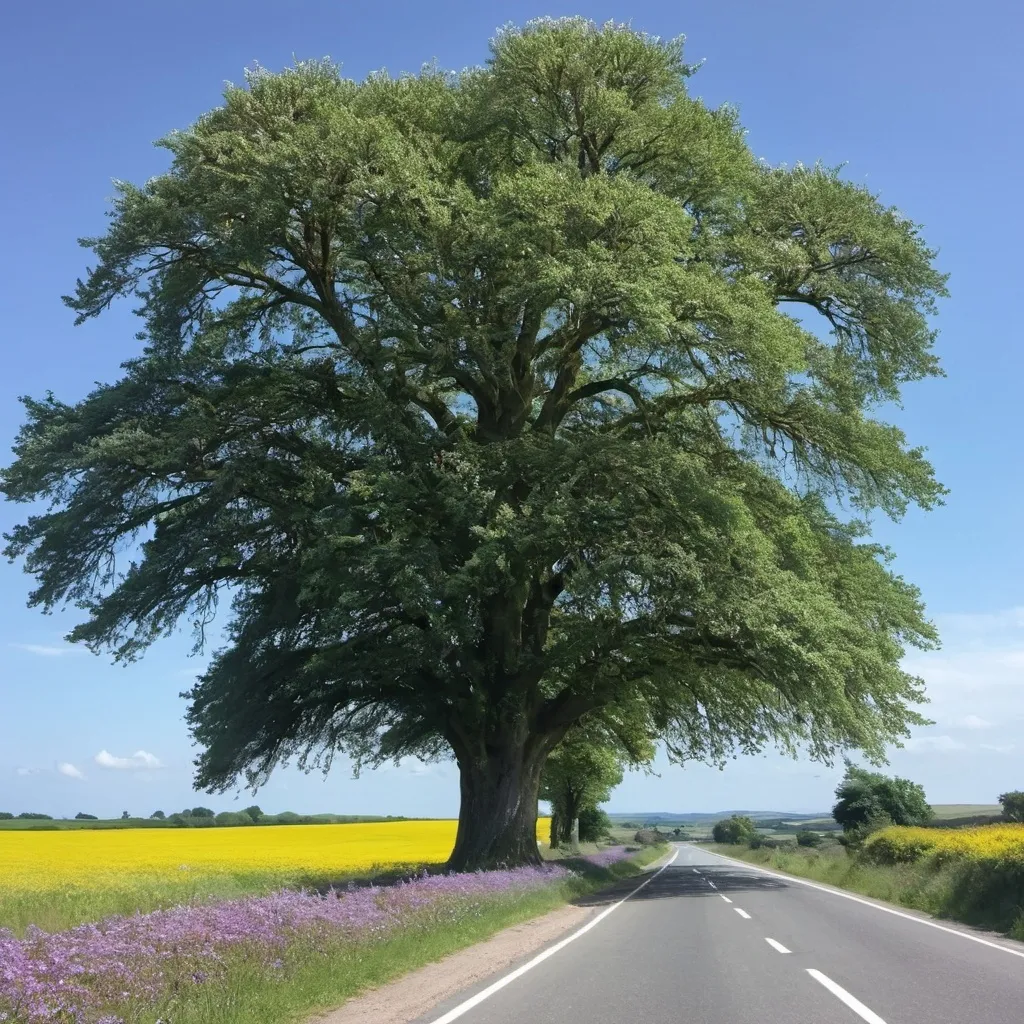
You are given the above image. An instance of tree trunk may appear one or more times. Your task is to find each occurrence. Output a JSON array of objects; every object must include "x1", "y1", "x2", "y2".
[
  {"x1": 549, "y1": 810, "x2": 561, "y2": 849},
  {"x1": 447, "y1": 740, "x2": 545, "y2": 871}
]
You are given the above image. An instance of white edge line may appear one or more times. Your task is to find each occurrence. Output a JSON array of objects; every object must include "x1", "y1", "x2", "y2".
[
  {"x1": 427, "y1": 848, "x2": 680, "y2": 1023},
  {"x1": 694, "y1": 846, "x2": 1024, "y2": 960},
  {"x1": 734, "y1": 907, "x2": 751, "y2": 919},
  {"x1": 719, "y1": 894, "x2": 732, "y2": 903},
  {"x1": 807, "y1": 969, "x2": 888, "y2": 1024},
  {"x1": 765, "y1": 937, "x2": 791, "y2": 954}
]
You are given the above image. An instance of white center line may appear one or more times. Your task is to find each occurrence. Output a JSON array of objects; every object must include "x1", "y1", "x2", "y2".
[
  {"x1": 707, "y1": 880, "x2": 717, "y2": 888},
  {"x1": 692, "y1": 868, "x2": 700, "y2": 874},
  {"x1": 807, "y1": 969, "x2": 888, "y2": 1024},
  {"x1": 719, "y1": 894, "x2": 733, "y2": 903},
  {"x1": 765, "y1": 937, "x2": 791, "y2": 954},
  {"x1": 734, "y1": 908, "x2": 751, "y2": 919}
]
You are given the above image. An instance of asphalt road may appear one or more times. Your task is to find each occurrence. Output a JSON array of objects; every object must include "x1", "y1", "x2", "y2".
[{"x1": 416, "y1": 843, "x2": 1024, "y2": 1024}]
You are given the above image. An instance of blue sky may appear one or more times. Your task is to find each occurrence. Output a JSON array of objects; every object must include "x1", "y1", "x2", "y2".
[{"x1": 2, "y1": 0, "x2": 1022, "y2": 819}]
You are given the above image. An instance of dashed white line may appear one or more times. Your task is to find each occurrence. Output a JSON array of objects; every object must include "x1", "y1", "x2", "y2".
[
  {"x1": 765, "y1": 937, "x2": 791, "y2": 954},
  {"x1": 693, "y1": 845, "x2": 1024, "y2": 962},
  {"x1": 719, "y1": 895, "x2": 733, "y2": 903},
  {"x1": 426, "y1": 849, "x2": 679, "y2": 1023},
  {"x1": 692, "y1": 867, "x2": 701, "y2": 874},
  {"x1": 807, "y1": 969, "x2": 888, "y2": 1024},
  {"x1": 707, "y1": 880, "x2": 717, "y2": 889},
  {"x1": 734, "y1": 908, "x2": 751, "y2": 919}
]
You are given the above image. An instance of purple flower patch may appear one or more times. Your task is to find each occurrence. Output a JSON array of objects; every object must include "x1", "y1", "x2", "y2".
[{"x1": 0, "y1": 865, "x2": 568, "y2": 1023}]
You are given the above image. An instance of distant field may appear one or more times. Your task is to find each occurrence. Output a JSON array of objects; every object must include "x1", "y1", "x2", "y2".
[
  {"x1": 929, "y1": 804, "x2": 1002, "y2": 818},
  {"x1": 0, "y1": 814, "x2": 409, "y2": 831}
]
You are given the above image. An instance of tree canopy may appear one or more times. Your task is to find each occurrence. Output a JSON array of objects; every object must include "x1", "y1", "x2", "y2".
[
  {"x1": 1, "y1": 18, "x2": 946, "y2": 869},
  {"x1": 832, "y1": 763, "x2": 933, "y2": 831}
]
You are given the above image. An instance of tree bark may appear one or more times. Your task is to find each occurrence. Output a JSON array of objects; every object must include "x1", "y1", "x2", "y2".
[{"x1": 447, "y1": 739, "x2": 546, "y2": 871}]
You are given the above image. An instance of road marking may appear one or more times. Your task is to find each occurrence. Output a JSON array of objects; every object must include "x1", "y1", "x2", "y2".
[
  {"x1": 692, "y1": 867, "x2": 701, "y2": 874},
  {"x1": 734, "y1": 908, "x2": 751, "y2": 919},
  {"x1": 692, "y1": 846, "x2": 1024, "y2": 961},
  {"x1": 765, "y1": 937, "x2": 791, "y2": 954},
  {"x1": 426, "y1": 848, "x2": 679, "y2": 1023},
  {"x1": 720, "y1": 895, "x2": 732, "y2": 903},
  {"x1": 707, "y1": 880, "x2": 717, "y2": 888},
  {"x1": 807, "y1": 969, "x2": 888, "y2": 1024}
]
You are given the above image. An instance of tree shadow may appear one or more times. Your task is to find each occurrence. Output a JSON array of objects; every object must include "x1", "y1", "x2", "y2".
[{"x1": 573, "y1": 865, "x2": 788, "y2": 907}]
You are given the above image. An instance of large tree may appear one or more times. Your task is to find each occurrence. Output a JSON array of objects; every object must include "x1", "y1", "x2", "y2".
[{"x1": 1, "y1": 19, "x2": 945, "y2": 870}]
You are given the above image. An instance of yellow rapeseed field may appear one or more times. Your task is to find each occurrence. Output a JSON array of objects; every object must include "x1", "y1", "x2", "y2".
[
  {"x1": 1, "y1": 818, "x2": 552, "y2": 890},
  {"x1": 863, "y1": 822, "x2": 1024, "y2": 864},
  {"x1": 0, "y1": 818, "x2": 551, "y2": 933}
]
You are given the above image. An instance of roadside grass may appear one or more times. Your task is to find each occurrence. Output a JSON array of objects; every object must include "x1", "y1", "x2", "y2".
[
  {"x1": 4, "y1": 845, "x2": 667, "y2": 1024},
  {"x1": 706, "y1": 842, "x2": 1024, "y2": 941},
  {"x1": 145, "y1": 846, "x2": 669, "y2": 1024},
  {"x1": 0, "y1": 863, "x2": 432, "y2": 936}
]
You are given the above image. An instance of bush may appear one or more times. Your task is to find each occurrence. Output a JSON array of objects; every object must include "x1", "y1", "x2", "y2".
[
  {"x1": 190, "y1": 806, "x2": 215, "y2": 818},
  {"x1": 796, "y1": 830, "x2": 823, "y2": 847},
  {"x1": 74, "y1": 812, "x2": 98, "y2": 821},
  {"x1": 633, "y1": 828, "x2": 665, "y2": 846},
  {"x1": 712, "y1": 815, "x2": 757, "y2": 844},
  {"x1": 999, "y1": 791, "x2": 1024, "y2": 823},
  {"x1": 17, "y1": 812, "x2": 53, "y2": 820},
  {"x1": 215, "y1": 811, "x2": 252, "y2": 826},
  {"x1": 242, "y1": 805, "x2": 263, "y2": 823},
  {"x1": 747, "y1": 833, "x2": 765, "y2": 849},
  {"x1": 0, "y1": 813, "x2": 12, "y2": 820},
  {"x1": 578, "y1": 806, "x2": 612, "y2": 842},
  {"x1": 833, "y1": 764, "x2": 931, "y2": 831},
  {"x1": 150, "y1": 810, "x2": 166, "y2": 820}
]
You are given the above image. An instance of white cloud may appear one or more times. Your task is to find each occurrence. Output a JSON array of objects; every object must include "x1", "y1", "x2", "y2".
[
  {"x1": 8, "y1": 643, "x2": 83, "y2": 657},
  {"x1": 959, "y1": 715, "x2": 993, "y2": 730},
  {"x1": 980, "y1": 743, "x2": 1016, "y2": 754},
  {"x1": 57, "y1": 762, "x2": 86, "y2": 780},
  {"x1": 94, "y1": 749, "x2": 164, "y2": 771},
  {"x1": 15, "y1": 767, "x2": 40, "y2": 776},
  {"x1": 900, "y1": 735, "x2": 966, "y2": 753}
]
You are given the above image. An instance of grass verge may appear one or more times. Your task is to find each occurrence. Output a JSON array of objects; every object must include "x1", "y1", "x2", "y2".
[
  {"x1": 705, "y1": 843, "x2": 1024, "y2": 941},
  {"x1": 140, "y1": 846, "x2": 668, "y2": 1024}
]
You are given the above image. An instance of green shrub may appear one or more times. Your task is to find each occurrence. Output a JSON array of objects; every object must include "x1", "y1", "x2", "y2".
[
  {"x1": 578, "y1": 806, "x2": 612, "y2": 842},
  {"x1": 999, "y1": 791, "x2": 1024, "y2": 823},
  {"x1": 796, "y1": 830, "x2": 822, "y2": 847},
  {"x1": 215, "y1": 811, "x2": 252, "y2": 826},
  {"x1": 712, "y1": 815, "x2": 757, "y2": 844},
  {"x1": 748, "y1": 834, "x2": 765, "y2": 849}
]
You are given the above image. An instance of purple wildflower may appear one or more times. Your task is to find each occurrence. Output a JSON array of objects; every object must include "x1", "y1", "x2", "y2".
[{"x1": 0, "y1": 865, "x2": 567, "y2": 1024}]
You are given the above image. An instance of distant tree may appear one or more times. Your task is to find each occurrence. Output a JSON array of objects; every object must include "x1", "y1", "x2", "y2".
[
  {"x1": 167, "y1": 813, "x2": 188, "y2": 827},
  {"x1": 275, "y1": 811, "x2": 301, "y2": 824},
  {"x1": 832, "y1": 764, "x2": 932, "y2": 831},
  {"x1": 796, "y1": 830, "x2": 823, "y2": 847},
  {"x1": 17, "y1": 812, "x2": 52, "y2": 820},
  {"x1": 0, "y1": 813, "x2": 12, "y2": 820},
  {"x1": 190, "y1": 806, "x2": 215, "y2": 818},
  {"x1": 712, "y1": 815, "x2": 757, "y2": 844},
  {"x1": 120, "y1": 811, "x2": 130, "y2": 819},
  {"x1": 0, "y1": 19, "x2": 947, "y2": 872},
  {"x1": 998, "y1": 791, "x2": 1024, "y2": 822},
  {"x1": 242, "y1": 805, "x2": 263, "y2": 823},
  {"x1": 215, "y1": 810, "x2": 251, "y2": 826},
  {"x1": 542, "y1": 708, "x2": 655, "y2": 848},
  {"x1": 150, "y1": 810, "x2": 166, "y2": 819},
  {"x1": 74, "y1": 812, "x2": 98, "y2": 820}
]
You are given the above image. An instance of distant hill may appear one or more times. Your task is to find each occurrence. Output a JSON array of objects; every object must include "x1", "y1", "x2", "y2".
[{"x1": 607, "y1": 811, "x2": 831, "y2": 825}]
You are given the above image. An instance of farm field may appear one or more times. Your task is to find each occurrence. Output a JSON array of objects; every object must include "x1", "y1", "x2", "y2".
[{"x1": 0, "y1": 818, "x2": 551, "y2": 934}]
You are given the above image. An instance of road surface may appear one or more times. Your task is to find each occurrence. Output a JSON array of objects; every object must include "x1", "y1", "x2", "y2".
[{"x1": 415, "y1": 843, "x2": 1024, "y2": 1023}]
